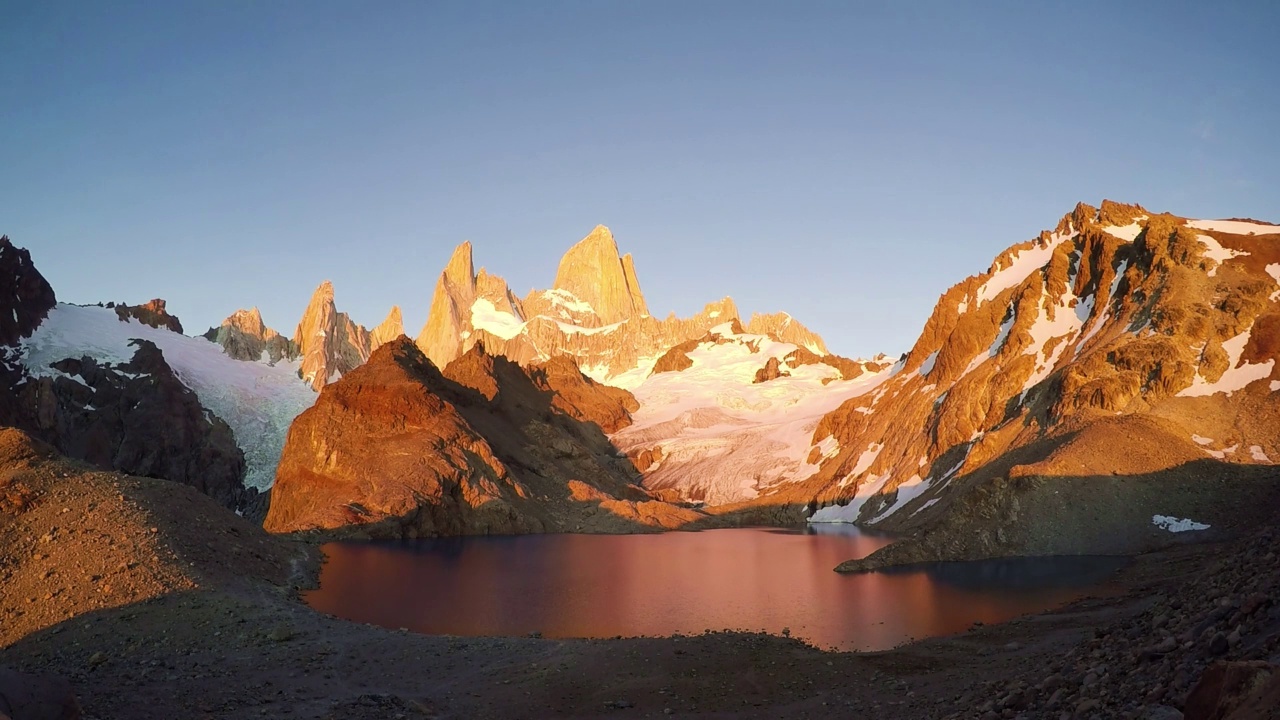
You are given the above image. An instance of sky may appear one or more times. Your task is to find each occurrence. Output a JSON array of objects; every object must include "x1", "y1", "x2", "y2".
[{"x1": 2, "y1": 1, "x2": 1278, "y2": 358}]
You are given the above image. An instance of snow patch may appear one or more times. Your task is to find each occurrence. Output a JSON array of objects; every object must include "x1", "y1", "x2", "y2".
[
  {"x1": 807, "y1": 472, "x2": 892, "y2": 524},
  {"x1": 1102, "y1": 219, "x2": 1145, "y2": 241},
  {"x1": 1187, "y1": 219, "x2": 1280, "y2": 236},
  {"x1": 868, "y1": 474, "x2": 932, "y2": 524},
  {"x1": 470, "y1": 298, "x2": 526, "y2": 340},
  {"x1": 1250, "y1": 445, "x2": 1271, "y2": 462},
  {"x1": 541, "y1": 288, "x2": 595, "y2": 315},
  {"x1": 1152, "y1": 515, "x2": 1210, "y2": 533},
  {"x1": 974, "y1": 231, "x2": 1072, "y2": 306},
  {"x1": 1196, "y1": 235, "x2": 1249, "y2": 276},
  {"x1": 1266, "y1": 264, "x2": 1280, "y2": 302},
  {"x1": 1191, "y1": 434, "x2": 1214, "y2": 446},
  {"x1": 1178, "y1": 328, "x2": 1275, "y2": 397},
  {"x1": 919, "y1": 350, "x2": 938, "y2": 377}
]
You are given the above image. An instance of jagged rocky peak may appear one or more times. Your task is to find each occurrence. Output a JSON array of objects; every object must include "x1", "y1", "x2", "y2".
[
  {"x1": 112, "y1": 299, "x2": 183, "y2": 333},
  {"x1": 205, "y1": 307, "x2": 298, "y2": 364},
  {"x1": 0, "y1": 235, "x2": 57, "y2": 346},
  {"x1": 293, "y1": 280, "x2": 373, "y2": 390},
  {"x1": 774, "y1": 200, "x2": 1280, "y2": 565},
  {"x1": 416, "y1": 240, "x2": 521, "y2": 369},
  {"x1": 552, "y1": 225, "x2": 649, "y2": 324},
  {"x1": 370, "y1": 305, "x2": 404, "y2": 353},
  {"x1": 746, "y1": 312, "x2": 827, "y2": 354}
]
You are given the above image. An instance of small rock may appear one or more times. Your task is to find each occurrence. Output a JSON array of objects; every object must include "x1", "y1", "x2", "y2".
[{"x1": 1208, "y1": 632, "x2": 1229, "y2": 656}]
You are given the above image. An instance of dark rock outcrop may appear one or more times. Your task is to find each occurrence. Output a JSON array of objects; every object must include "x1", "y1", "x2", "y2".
[
  {"x1": 11, "y1": 340, "x2": 247, "y2": 509},
  {"x1": 0, "y1": 236, "x2": 56, "y2": 347},
  {"x1": 203, "y1": 308, "x2": 298, "y2": 364},
  {"x1": 112, "y1": 299, "x2": 183, "y2": 333}
]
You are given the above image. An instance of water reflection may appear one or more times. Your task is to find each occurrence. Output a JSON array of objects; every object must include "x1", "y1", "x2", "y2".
[{"x1": 304, "y1": 527, "x2": 1124, "y2": 651}]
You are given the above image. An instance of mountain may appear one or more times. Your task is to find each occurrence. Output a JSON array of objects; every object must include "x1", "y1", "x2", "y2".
[
  {"x1": 368, "y1": 305, "x2": 404, "y2": 352},
  {"x1": 746, "y1": 201, "x2": 1280, "y2": 567},
  {"x1": 202, "y1": 307, "x2": 298, "y2": 364},
  {"x1": 415, "y1": 225, "x2": 820, "y2": 388},
  {"x1": 264, "y1": 338, "x2": 702, "y2": 537},
  {"x1": 0, "y1": 237, "x2": 258, "y2": 508}
]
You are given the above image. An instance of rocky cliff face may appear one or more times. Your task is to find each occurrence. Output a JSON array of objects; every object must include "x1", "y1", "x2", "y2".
[
  {"x1": 369, "y1": 305, "x2": 404, "y2": 352},
  {"x1": 11, "y1": 340, "x2": 249, "y2": 508},
  {"x1": 288, "y1": 281, "x2": 405, "y2": 390},
  {"x1": 550, "y1": 225, "x2": 649, "y2": 324},
  {"x1": 203, "y1": 307, "x2": 299, "y2": 364},
  {"x1": 264, "y1": 338, "x2": 701, "y2": 538},
  {"x1": 0, "y1": 236, "x2": 56, "y2": 347},
  {"x1": 0, "y1": 238, "x2": 251, "y2": 508},
  {"x1": 745, "y1": 312, "x2": 827, "y2": 355},
  {"x1": 756, "y1": 201, "x2": 1280, "y2": 566},
  {"x1": 414, "y1": 226, "x2": 819, "y2": 389}
]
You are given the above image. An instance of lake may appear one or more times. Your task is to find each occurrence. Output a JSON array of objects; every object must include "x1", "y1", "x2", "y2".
[{"x1": 304, "y1": 526, "x2": 1125, "y2": 651}]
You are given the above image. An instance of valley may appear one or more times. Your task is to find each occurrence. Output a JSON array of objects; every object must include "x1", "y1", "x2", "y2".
[{"x1": 3, "y1": 201, "x2": 1280, "y2": 718}]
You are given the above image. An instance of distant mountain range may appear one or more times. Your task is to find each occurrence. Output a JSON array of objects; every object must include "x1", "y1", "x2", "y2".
[{"x1": 4, "y1": 201, "x2": 1279, "y2": 565}]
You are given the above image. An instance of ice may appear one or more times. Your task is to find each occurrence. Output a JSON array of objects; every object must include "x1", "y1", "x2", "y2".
[
  {"x1": 470, "y1": 298, "x2": 526, "y2": 340},
  {"x1": 1152, "y1": 515, "x2": 1210, "y2": 533},
  {"x1": 1177, "y1": 328, "x2": 1275, "y2": 397},
  {"x1": 613, "y1": 331, "x2": 893, "y2": 504},
  {"x1": 19, "y1": 304, "x2": 317, "y2": 490},
  {"x1": 1187, "y1": 219, "x2": 1280, "y2": 236}
]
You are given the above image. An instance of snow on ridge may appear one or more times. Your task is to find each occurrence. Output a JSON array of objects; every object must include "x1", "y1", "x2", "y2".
[
  {"x1": 542, "y1": 288, "x2": 595, "y2": 314},
  {"x1": 1187, "y1": 219, "x2": 1280, "y2": 236},
  {"x1": 1177, "y1": 328, "x2": 1275, "y2": 397},
  {"x1": 19, "y1": 304, "x2": 316, "y2": 490},
  {"x1": 974, "y1": 231, "x2": 1072, "y2": 307},
  {"x1": 918, "y1": 350, "x2": 939, "y2": 377},
  {"x1": 1265, "y1": 264, "x2": 1280, "y2": 302},
  {"x1": 1102, "y1": 217, "x2": 1146, "y2": 242},
  {"x1": 1152, "y1": 515, "x2": 1210, "y2": 533},
  {"x1": 1195, "y1": 235, "x2": 1249, "y2": 277}
]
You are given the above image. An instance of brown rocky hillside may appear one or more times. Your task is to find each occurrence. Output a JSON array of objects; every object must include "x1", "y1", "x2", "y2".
[
  {"x1": 263, "y1": 337, "x2": 701, "y2": 538},
  {"x1": 766, "y1": 201, "x2": 1280, "y2": 566}
]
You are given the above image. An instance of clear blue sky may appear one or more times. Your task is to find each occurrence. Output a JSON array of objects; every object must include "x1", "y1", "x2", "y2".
[{"x1": 3, "y1": 1, "x2": 1277, "y2": 358}]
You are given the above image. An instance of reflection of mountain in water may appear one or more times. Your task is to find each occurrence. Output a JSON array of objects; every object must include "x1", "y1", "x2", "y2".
[{"x1": 882, "y1": 556, "x2": 1129, "y2": 591}]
